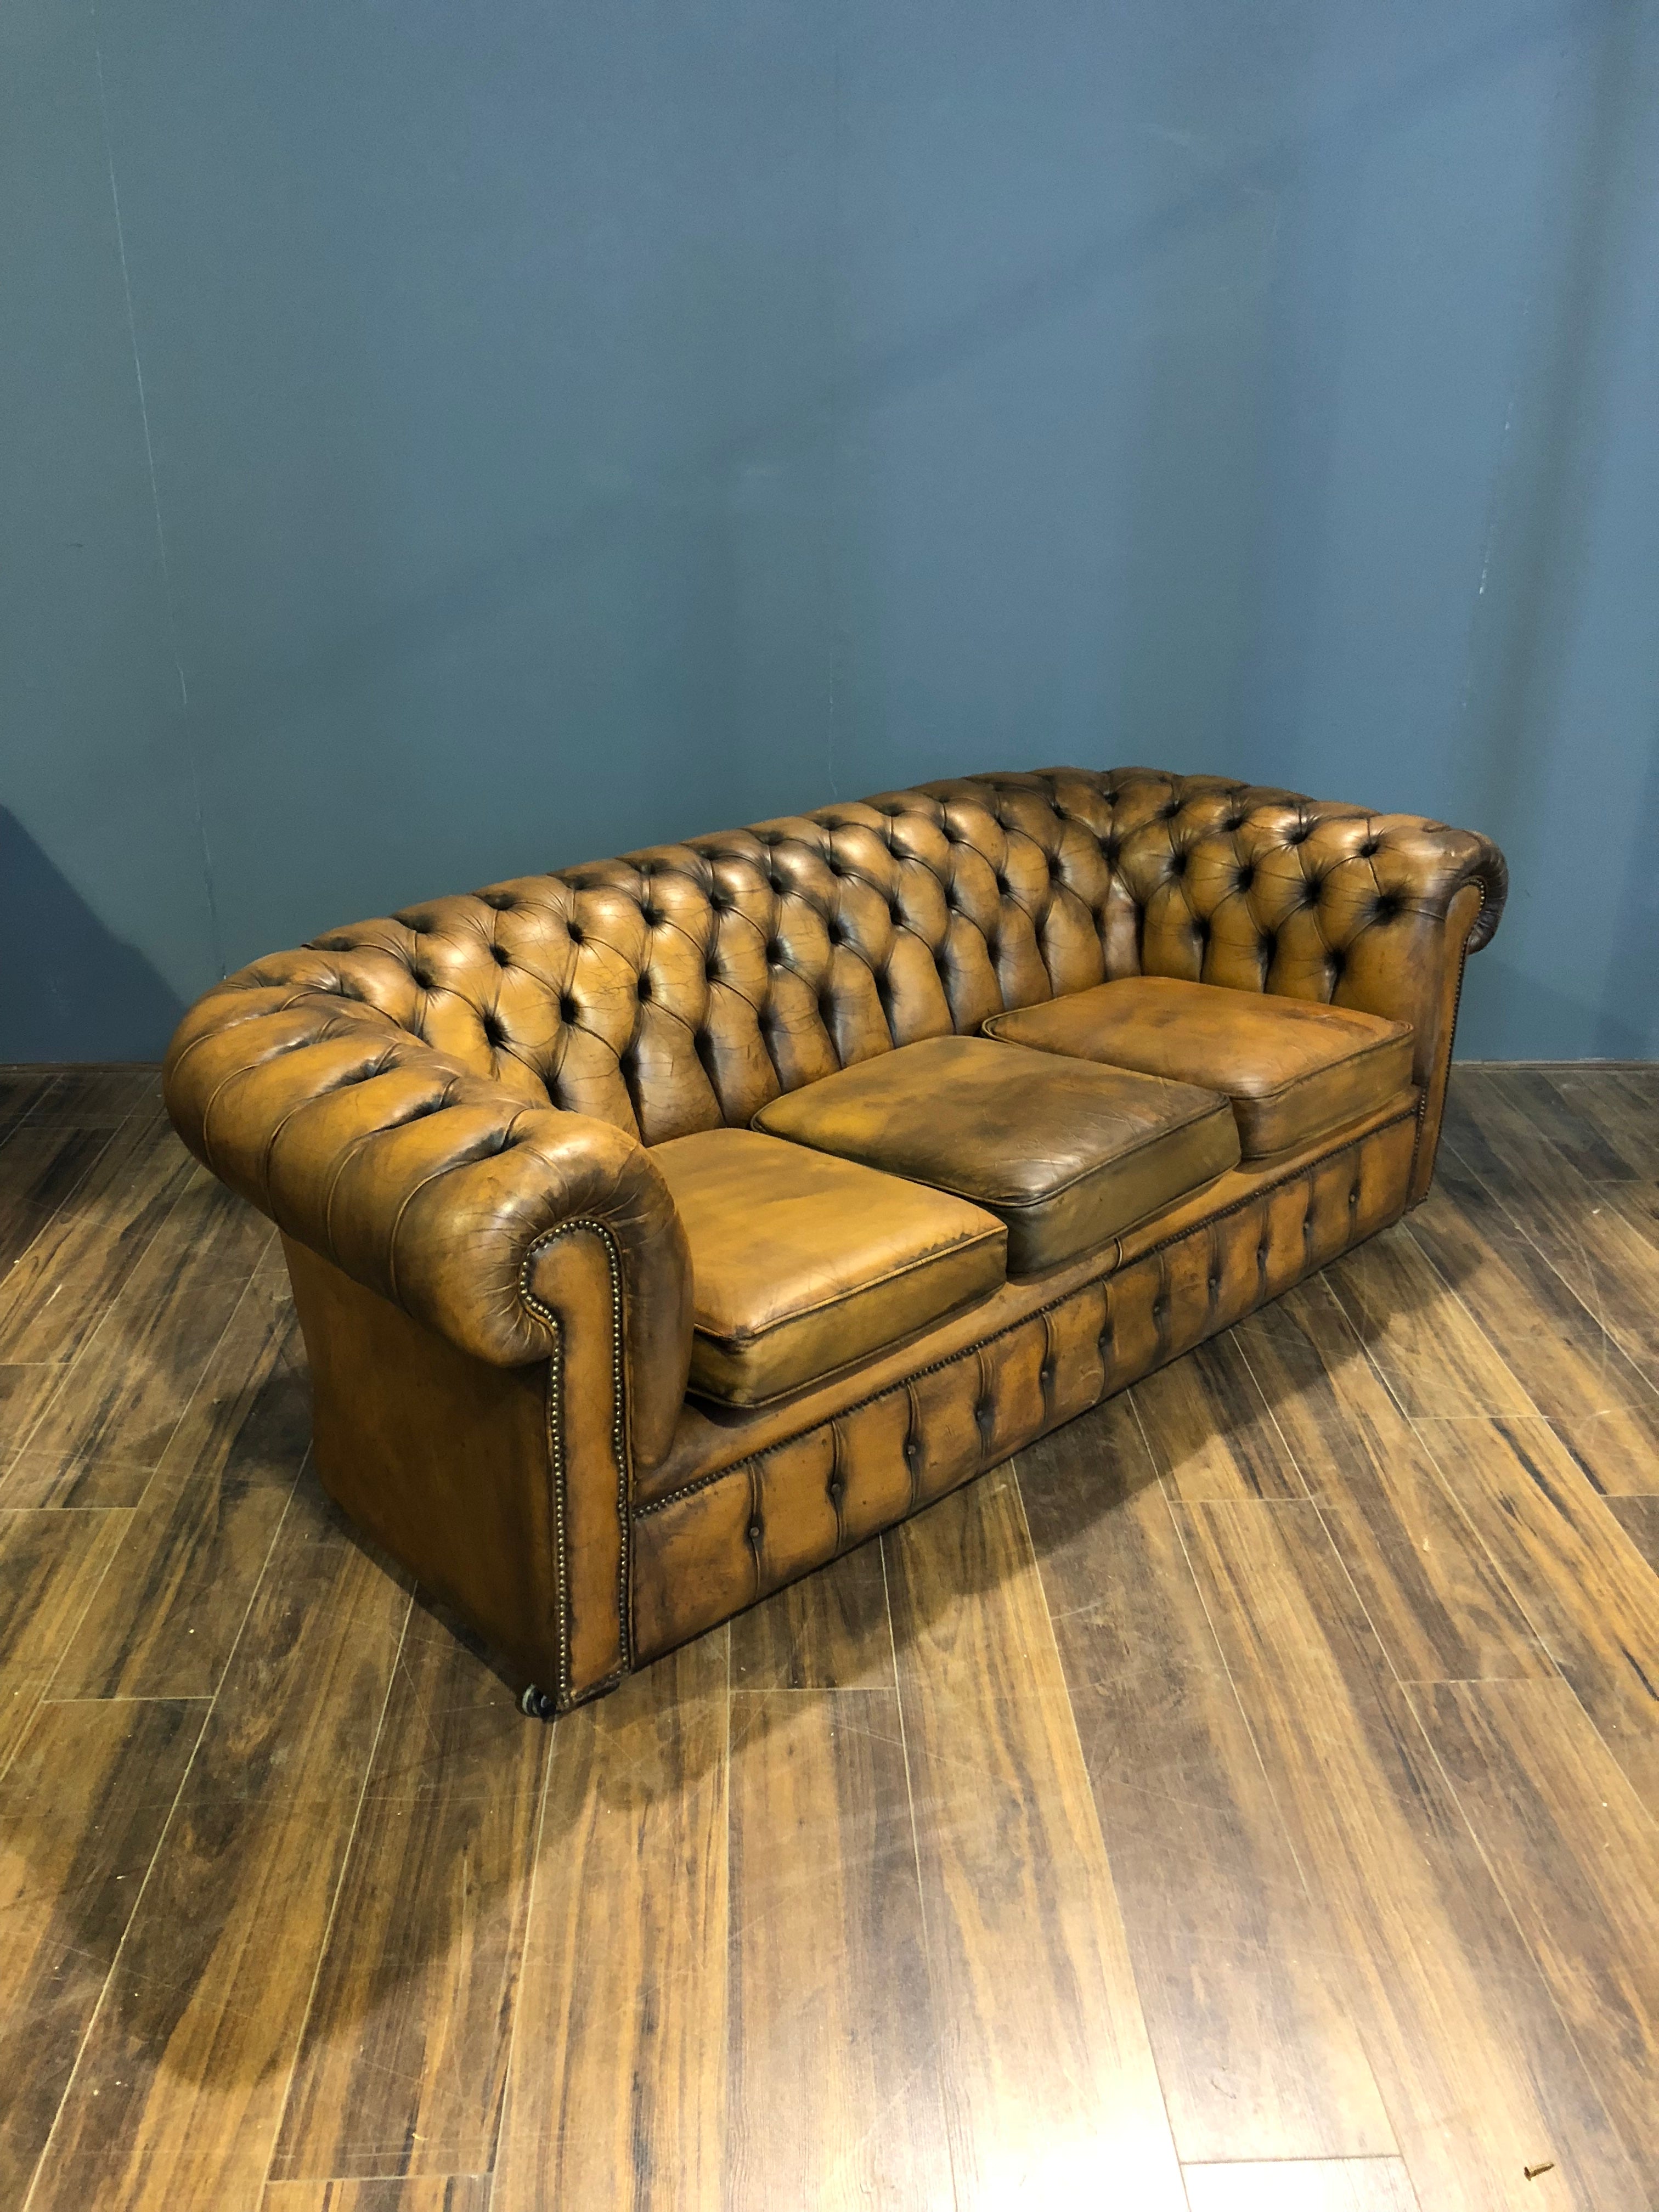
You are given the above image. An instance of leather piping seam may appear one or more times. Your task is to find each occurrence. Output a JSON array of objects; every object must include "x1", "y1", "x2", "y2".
[
  {"x1": 635, "y1": 1100, "x2": 1417, "y2": 1520},
  {"x1": 695, "y1": 1222, "x2": 1007, "y2": 1350},
  {"x1": 518, "y1": 1217, "x2": 630, "y2": 1708}
]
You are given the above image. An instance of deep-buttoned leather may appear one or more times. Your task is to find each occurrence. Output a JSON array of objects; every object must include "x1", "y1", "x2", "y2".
[
  {"x1": 163, "y1": 765, "x2": 1506, "y2": 1709},
  {"x1": 752, "y1": 1035, "x2": 1239, "y2": 1274},
  {"x1": 652, "y1": 1128, "x2": 1006, "y2": 1406},
  {"x1": 985, "y1": 975, "x2": 1415, "y2": 1157}
]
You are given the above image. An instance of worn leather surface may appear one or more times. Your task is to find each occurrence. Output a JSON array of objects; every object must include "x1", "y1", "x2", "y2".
[
  {"x1": 639, "y1": 1089, "x2": 1418, "y2": 1508},
  {"x1": 164, "y1": 764, "x2": 1504, "y2": 1706},
  {"x1": 753, "y1": 1034, "x2": 1239, "y2": 1273},
  {"x1": 632, "y1": 1104, "x2": 1418, "y2": 1663},
  {"x1": 652, "y1": 1127, "x2": 1006, "y2": 1406},
  {"x1": 986, "y1": 974, "x2": 1414, "y2": 1157},
  {"x1": 164, "y1": 1005, "x2": 692, "y2": 1471}
]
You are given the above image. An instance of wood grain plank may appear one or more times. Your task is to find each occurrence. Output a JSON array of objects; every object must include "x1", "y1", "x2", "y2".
[
  {"x1": 885, "y1": 1465, "x2": 1188, "y2": 2209},
  {"x1": 1133, "y1": 1334, "x2": 1306, "y2": 1500},
  {"x1": 1535, "y1": 1069, "x2": 1659, "y2": 1180},
  {"x1": 1409, "y1": 1149, "x2": 1659, "y2": 1438},
  {"x1": 0, "y1": 1126, "x2": 112, "y2": 1280},
  {"x1": 25, "y1": 1478, "x2": 413, "y2": 2212},
  {"x1": 1176, "y1": 1497, "x2": 1646, "y2": 2212},
  {"x1": 0, "y1": 1699, "x2": 203, "y2": 2211},
  {"x1": 1237, "y1": 1280, "x2": 1549, "y2": 1682},
  {"x1": 1019, "y1": 1397, "x2": 1396, "y2": 2162},
  {"x1": 0, "y1": 1071, "x2": 60, "y2": 1139},
  {"x1": 263, "y1": 2182, "x2": 489, "y2": 2212},
  {"x1": 1443, "y1": 1080, "x2": 1659, "y2": 1384},
  {"x1": 1, "y1": 1365, "x2": 66, "y2": 1465},
  {"x1": 729, "y1": 1537, "x2": 895, "y2": 1690},
  {"x1": 20, "y1": 1066, "x2": 164, "y2": 1131},
  {"x1": 1606, "y1": 1495, "x2": 1659, "y2": 1570},
  {"x1": 1496, "y1": 1070, "x2": 1644, "y2": 1183},
  {"x1": 1408, "y1": 1678, "x2": 1659, "y2": 2188},
  {"x1": 269, "y1": 1604, "x2": 548, "y2": 2183},
  {"x1": 1410, "y1": 1417, "x2": 1659, "y2": 1815},
  {"x1": 0, "y1": 1113, "x2": 197, "y2": 1367},
  {"x1": 491, "y1": 1632, "x2": 727, "y2": 2212},
  {"x1": 2, "y1": 1167, "x2": 272, "y2": 1507},
  {"x1": 0, "y1": 1508, "x2": 129, "y2": 1780},
  {"x1": 1182, "y1": 2157, "x2": 1421, "y2": 2210},
  {"x1": 726, "y1": 1688, "x2": 952, "y2": 2208},
  {"x1": 1324, "y1": 1221, "x2": 1534, "y2": 1419},
  {"x1": 51, "y1": 1254, "x2": 307, "y2": 1699}
]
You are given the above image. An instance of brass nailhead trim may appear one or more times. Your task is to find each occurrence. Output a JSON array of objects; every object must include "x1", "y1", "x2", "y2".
[{"x1": 519, "y1": 1217, "x2": 630, "y2": 1710}]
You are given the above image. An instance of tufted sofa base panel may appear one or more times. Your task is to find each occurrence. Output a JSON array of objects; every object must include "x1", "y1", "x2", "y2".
[{"x1": 629, "y1": 1100, "x2": 1415, "y2": 1667}]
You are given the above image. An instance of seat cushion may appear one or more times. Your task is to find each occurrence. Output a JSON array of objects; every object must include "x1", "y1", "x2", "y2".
[
  {"x1": 651, "y1": 1127, "x2": 1006, "y2": 1406},
  {"x1": 752, "y1": 1035, "x2": 1239, "y2": 1276},
  {"x1": 984, "y1": 976, "x2": 1415, "y2": 1159}
]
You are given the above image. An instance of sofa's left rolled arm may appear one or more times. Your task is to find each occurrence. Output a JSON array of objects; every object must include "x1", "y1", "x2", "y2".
[{"x1": 163, "y1": 980, "x2": 693, "y2": 1470}]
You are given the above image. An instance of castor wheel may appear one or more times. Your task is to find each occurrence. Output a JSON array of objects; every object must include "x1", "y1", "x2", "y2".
[{"x1": 519, "y1": 1684, "x2": 556, "y2": 1722}]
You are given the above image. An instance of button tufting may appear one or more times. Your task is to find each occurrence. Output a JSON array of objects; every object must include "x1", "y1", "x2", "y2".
[
  {"x1": 558, "y1": 994, "x2": 578, "y2": 1022},
  {"x1": 566, "y1": 922, "x2": 584, "y2": 944},
  {"x1": 746, "y1": 1518, "x2": 763, "y2": 1543}
]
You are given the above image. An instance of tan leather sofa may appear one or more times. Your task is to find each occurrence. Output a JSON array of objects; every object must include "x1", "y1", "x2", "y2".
[{"x1": 163, "y1": 769, "x2": 1506, "y2": 1717}]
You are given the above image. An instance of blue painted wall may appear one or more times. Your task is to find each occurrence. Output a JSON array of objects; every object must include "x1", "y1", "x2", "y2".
[{"x1": 5, "y1": 0, "x2": 1656, "y2": 1059}]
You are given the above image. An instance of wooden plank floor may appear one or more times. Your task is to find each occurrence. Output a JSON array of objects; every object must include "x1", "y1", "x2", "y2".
[{"x1": 1, "y1": 1062, "x2": 1656, "y2": 2211}]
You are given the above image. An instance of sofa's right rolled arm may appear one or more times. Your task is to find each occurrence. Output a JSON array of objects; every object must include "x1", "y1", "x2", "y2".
[{"x1": 163, "y1": 979, "x2": 693, "y2": 1470}]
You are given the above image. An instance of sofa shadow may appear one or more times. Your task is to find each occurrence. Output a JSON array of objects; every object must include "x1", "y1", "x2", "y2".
[{"x1": 0, "y1": 810, "x2": 187, "y2": 1062}]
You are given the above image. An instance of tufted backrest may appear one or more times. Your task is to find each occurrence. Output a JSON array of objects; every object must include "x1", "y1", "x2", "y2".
[{"x1": 225, "y1": 768, "x2": 1505, "y2": 1148}]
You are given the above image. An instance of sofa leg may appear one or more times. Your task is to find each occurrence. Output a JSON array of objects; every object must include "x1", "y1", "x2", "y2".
[{"x1": 519, "y1": 1684, "x2": 557, "y2": 1722}]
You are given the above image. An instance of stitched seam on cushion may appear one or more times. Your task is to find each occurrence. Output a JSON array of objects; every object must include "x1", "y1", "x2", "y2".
[
  {"x1": 989, "y1": 1013, "x2": 1412, "y2": 1108},
  {"x1": 520, "y1": 1217, "x2": 630, "y2": 1709},
  {"x1": 696, "y1": 1223, "x2": 1008, "y2": 1348},
  {"x1": 1237, "y1": 1026, "x2": 1416, "y2": 1107},
  {"x1": 986, "y1": 1097, "x2": 1237, "y2": 1210},
  {"x1": 636, "y1": 1101, "x2": 1416, "y2": 1517}
]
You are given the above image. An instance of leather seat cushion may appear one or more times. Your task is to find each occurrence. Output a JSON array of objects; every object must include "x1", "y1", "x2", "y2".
[
  {"x1": 752, "y1": 1035, "x2": 1239, "y2": 1276},
  {"x1": 651, "y1": 1127, "x2": 1007, "y2": 1407},
  {"x1": 984, "y1": 976, "x2": 1415, "y2": 1158}
]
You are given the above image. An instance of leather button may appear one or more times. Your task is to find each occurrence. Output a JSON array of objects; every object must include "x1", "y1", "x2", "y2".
[
  {"x1": 558, "y1": 994, "x2": 578, "y2": 1022},
  {"x1": 566, "y1": 922, "x2": 584, "y2": 945},
  {"x1": 746, "y1": 1518, "x2": 763, "y2": 1543}
]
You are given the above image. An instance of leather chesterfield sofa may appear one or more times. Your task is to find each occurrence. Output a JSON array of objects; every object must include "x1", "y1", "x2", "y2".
[{"x1": 164, "y1": 769, "x2": 1506, "y2": 1717}]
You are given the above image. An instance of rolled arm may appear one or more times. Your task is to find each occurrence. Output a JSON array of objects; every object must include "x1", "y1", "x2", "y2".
[{"x1": 163, "y1": 978, "x2": 693, "y2": 1469}]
